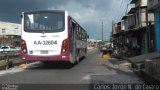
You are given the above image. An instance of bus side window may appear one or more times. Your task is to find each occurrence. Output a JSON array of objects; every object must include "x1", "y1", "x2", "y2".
[
  {"x1": 76, "y1": 27, "x2": 79, "y2": 39},
  {"x1": 70, "y1": 21, "x2": 73, "y2": 40},
  {"x1": 80, "y1": 28, "x2": 82, "y2": 40},
  {"x1": 70, "y1": 20, "x2": 76, "y2": 40},
  {"x1": 81, "y1": 31, "x2": 84, "y2": 41}
]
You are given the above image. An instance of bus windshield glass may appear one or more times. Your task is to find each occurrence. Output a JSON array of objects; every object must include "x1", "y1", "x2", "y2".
[{"x1": 24, "y1": 12, "x2": 64, "y2": 32}]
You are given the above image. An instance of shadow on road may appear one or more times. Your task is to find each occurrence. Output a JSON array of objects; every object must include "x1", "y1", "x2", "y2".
[
  {"x1": 25, "y1": 62, "x2": 75, "y2": 70},
  {"x1": 25, "y1": 57, "x2": 86, "y2": 70}
]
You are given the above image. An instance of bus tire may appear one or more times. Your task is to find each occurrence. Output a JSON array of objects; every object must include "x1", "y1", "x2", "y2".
[{"x1": 76, "y1": 53, "x2": 79, "y2": 63}]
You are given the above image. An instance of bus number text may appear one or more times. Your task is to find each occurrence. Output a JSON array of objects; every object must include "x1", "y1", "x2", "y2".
[{"x1": 33, "y1": 40, "x2": 57, "y2": 45}]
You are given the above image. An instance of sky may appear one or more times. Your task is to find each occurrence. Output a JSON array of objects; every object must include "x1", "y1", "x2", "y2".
[{"x1": 0, "y1": 0, "x2": 131, "y2": 40}]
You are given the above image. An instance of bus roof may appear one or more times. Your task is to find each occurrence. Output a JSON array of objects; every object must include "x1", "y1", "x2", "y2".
[{"x1": 22, "y1": 10, "x2": 66, "y2": 13}]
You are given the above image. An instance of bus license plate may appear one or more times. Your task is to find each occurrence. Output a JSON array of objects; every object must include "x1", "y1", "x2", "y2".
[{"x1": 40, "y1": 50, "x2": 48, "y2": 54}]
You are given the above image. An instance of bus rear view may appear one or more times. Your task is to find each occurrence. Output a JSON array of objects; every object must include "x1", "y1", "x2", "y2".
[{"x1": 21, "y1": 10, "x2": 70, "y2": 63}]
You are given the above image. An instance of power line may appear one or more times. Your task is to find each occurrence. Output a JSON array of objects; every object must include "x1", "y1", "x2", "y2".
[
  {"x1": 120, "y1": 0, "x2": 124, "y2": 8},
  {"x1": 117, "y1": 0, "x2": 126, "y2": 20},
  {"x1": 117, "y1": 0, "x2": 132, "y2": 20}
]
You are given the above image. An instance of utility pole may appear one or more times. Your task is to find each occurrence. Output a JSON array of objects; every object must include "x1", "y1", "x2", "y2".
[
  {"x1": 146, "y1": 7, "x2": 149, "y2": 53},
  {"x1": 111, "y1": 20, "x2": 114, "y2": 42},
  {"x1": 100, "y1": 18, "x2": 105, "y2": 41},
  {"x1": 102, "y1": 21, "x2": 104, "y2": 41}
]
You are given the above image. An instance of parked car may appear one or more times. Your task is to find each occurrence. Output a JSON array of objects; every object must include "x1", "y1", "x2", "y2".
[
  {"x1": 99, "y1": 45, "x2": 113, "y2": 54},
  {"x1": 0, "y1": 48, "x2": 3, "y2": 52},
  {"x1": 99, "y1": 46, "x2": 107, "y2": 52},
  {"x1": 0, "y1": 46, "x2": 20, "y2": 53}
]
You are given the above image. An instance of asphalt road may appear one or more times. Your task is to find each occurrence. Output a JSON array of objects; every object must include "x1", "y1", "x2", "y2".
[{"x1": 0, "y1": 49, "x2": 144, "y2": 90}]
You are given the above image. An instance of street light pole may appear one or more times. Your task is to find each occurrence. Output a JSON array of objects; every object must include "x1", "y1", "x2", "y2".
[{"x1": 102, "y1": 21, "x2": 103, "y2": 41}]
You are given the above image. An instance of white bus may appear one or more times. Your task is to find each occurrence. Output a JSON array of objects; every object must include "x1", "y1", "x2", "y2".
[{"x1": 21, "y1": 10, "x2": 88, "y2": 64}]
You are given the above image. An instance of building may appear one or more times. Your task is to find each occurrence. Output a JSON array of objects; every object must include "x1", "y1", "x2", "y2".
[
  {"x1": 112, "y1": 21, "x2": 125, "y2": 54},
  {"x1": 87, "y1": 39, "x2": 98, "y2": 49},
  {"x1": 129, "y1": 0, "x2": 155, "y2": 53},
  {"x1": 0, "y1": 21, "x2": 21, "y2": 47},
  {"x1": 112, "y1": 0, "x2": 155, "y2": 57}
]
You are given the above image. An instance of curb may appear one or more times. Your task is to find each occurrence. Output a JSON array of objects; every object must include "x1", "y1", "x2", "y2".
[{"x1": 134, "y1": 70, "x2": 160, "y2": 84}]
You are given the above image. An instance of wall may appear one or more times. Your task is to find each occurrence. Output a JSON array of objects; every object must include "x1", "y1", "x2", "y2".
[
  {"x1": 121, "y1": 21, "x2": 125, "y2": 30},
  {"x1": 141, "y1": 0, "x2": 147, "y2": 6},
  {"x1": 125, "y1": 17, "x2": 129, "y2": 30},
  {"x1": 148, "y1": 0, "x2": 159, "y2": 10},
  {"x1": 0, "y1": 22, "x2": 21, "y2": 36},
  {"x1": 141, "y1": 8, "x2": 147, "y2": 27},
  {"x1": 128, "y1": 15, "x2": 136, "y2": 29},
  {"x1": 155, "y1": 11, "x2": 160, "y2": 52}
]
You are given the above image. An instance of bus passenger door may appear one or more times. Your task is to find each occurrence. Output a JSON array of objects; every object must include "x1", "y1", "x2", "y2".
[{"x1": 70, "y1": 21, "x2": 76, "y2": 63}]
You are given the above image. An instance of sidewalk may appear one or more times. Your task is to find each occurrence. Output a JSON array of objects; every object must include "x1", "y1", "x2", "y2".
[
  {"x1": 90, "y1": 54, "x2": 143, "y2": 84},
  {"x1": 144, "y1": 58, "x2": 160, "y2": 82},
  {"x1": 127, "y1": 52, "x2": 160, "y2": 69},
  {"x1": 113, "y1": 52, "x2": 160, "y2": 83}
]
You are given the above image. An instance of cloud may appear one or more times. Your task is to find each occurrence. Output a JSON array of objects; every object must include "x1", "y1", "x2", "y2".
[
  {"x1": 48, "y1": 0, "x2": 115, "y2": 40},
  {"x1": 0, "y1": 0, "x2": 130, "y2": 40}
]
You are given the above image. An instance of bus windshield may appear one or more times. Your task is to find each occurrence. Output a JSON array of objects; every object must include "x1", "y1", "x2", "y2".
[{"x1": 24, "y1": 12, "x2": 64, "y2": 32}]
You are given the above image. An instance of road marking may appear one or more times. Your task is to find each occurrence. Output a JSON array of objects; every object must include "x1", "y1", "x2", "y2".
[
  {"x1": 0, "y1": 67, "x2": 25, "y2": 76},
  {"x1": 0, "y1": 62, "x2": 40, "y2": 76},
  {"x1": 18, "y1": 61, "x2": 40, "y2": 69},
  {"x1": 82, "y1": 75, "x2": 91, "y2": 80},
  {"x1": 19, "y1": 64, "x2": 28, "y2": 68},
  {"x1": 82, "y1": 72, "x2": 116, "y2": 81}
]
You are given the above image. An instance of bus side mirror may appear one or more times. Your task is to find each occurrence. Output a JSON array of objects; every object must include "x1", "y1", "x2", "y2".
[{"x1": 21, "y1": 14, "x2": 23, "y2": 19}]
